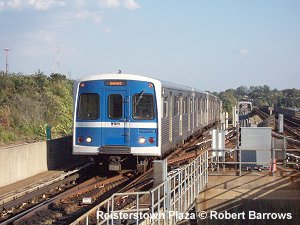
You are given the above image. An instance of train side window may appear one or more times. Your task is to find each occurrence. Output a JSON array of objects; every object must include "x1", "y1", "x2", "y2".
[
  {"x1": 173, "y1": 96, "x2": 179, "y2": 116},
  {"x1": 78, "y1": 93, "x2": 100, "y2": 120},
  {"x1": 184, "y1": 97, "x2": 188, "y2": 114},
  {"x1": 163, "y1": 97, "x2": 168, "y2": 118},
  {"x1": 133, "y1": 94, "x2": 155, "y2": 120},
  {"x1": 108, "y1": 94, "x2": 123, "y2": 119}
]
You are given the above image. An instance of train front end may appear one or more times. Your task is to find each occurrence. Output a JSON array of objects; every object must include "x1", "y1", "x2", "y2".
[{"x1": 73, "y1": 74, "x2": 161, "y2": 164}]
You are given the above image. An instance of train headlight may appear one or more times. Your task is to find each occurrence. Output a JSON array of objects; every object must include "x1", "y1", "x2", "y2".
[
  {"x1": 139, "y1": 137, "x2": 146, "y2": 144},
  {"x1": 86, "y1": 136, "x2": 92, "y2": 143}
]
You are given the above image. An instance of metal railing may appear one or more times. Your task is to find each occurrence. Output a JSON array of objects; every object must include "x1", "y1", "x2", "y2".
[
  {"x1": 70, "y1": 151, "x2": 209, "y2": 225},
  {"x1": 210, "y1": 147, "x2": 275, "y2": 176},
  {"x1": 210, "y1": 136, "x2": 300, "y2": 175}
]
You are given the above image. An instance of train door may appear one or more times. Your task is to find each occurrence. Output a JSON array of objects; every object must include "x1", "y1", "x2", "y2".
[
  {"x1": 179, "y1": 94, "x2": 183, "y2": 136},
  {"x1": 104, "y1": 90, "x2": 129, "y2": 146},
  {"x1": 169, "y1": 92, "x2": 173, "y2": 142}
]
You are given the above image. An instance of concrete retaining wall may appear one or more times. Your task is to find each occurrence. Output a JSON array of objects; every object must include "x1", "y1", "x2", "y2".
[
  {"x1": 0, "y1": 136, "x2": 88, "y2": 187},
  {"x1": 0, "y1": 142, "x2": 47, "y2": 187},
  {"x1": 47, "y1": 136, "x2": 88, "y2": 170}
]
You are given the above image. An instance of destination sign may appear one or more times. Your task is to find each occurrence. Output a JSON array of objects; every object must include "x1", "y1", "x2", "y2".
[{"x1": 105, "y1": 80, "x2": 127, "y2": 86}]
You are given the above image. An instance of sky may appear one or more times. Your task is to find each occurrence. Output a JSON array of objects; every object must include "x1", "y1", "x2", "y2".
[{"x1": 0, "y1": 0, "x2": 299, "y2": 92}]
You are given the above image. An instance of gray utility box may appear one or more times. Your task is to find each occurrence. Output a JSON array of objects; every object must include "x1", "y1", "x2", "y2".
[
  {"x1": 153, "y1": 159, "x2": 167, "y2": 187},
  {"x1": 240, "y1": 127, "x2": 271, "y2": 167},
  {"x1": 211, "y1": 129, "x2": 226, "y2": 157},
  {"x1": 278, "y1": 114, "x2": 284, "y2": 134}
]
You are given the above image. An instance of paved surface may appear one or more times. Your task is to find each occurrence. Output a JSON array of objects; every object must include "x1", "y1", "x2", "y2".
[
  {"x1": 0, "y1": 170, "x2": 64, "y2": 196},
  {"x1": 196, "y1": 170, "x2": 300, "y2": 225}
]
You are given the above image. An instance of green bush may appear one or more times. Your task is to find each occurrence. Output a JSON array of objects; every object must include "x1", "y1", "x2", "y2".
[{"x1": 0, "y1": 72, "x2": 73, "y2": 145}]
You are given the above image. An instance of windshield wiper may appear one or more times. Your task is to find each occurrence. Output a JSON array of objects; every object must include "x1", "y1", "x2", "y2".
[{"x1": 135, "y1": 90, "x2": 145, "y2": 106}]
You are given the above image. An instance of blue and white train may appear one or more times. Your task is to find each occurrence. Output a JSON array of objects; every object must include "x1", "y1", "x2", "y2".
[{"x1": 73, "y1": 73, "x2": 221, "y2": 170}]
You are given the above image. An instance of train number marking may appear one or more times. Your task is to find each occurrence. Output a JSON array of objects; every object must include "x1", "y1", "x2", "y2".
[{"x1": 111, "y1": 122, "x2": 121, "y2": 126}]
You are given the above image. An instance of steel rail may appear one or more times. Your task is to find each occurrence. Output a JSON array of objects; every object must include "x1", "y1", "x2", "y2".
[{"x1": 0, "y1": 163, "x2": 94, "y2": 220}]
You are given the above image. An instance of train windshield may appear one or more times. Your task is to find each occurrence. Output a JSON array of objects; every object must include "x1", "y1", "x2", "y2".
[
  {"x1": 108, "y1": 94, "x2": 123, "y2": 119},
  {"x1": 78, "y1": 93, "x2": 100, "y2": 120},
  {"x1": 133, "y1": 94, "x2": 155, "y2": 120}
]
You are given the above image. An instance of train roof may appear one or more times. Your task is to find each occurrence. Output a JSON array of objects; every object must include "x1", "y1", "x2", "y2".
[
  {"x1": 157, "y1": 79, "x2": 220, "y2": 100},
  {"x1": 77, "y1": 73, "x2": 217, "y2": 98},
  {"x1": 78, "y1": 73, "x2": 191, "y2": 91},
  {"x1": 78, "y1": 73, "x2": 159, "y2": 84},
  {"x1": 160, "y1": 80, "x2": 194, "y2": 93}
]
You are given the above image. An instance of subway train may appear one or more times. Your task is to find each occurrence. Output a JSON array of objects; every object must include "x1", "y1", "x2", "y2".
[{"x1": 73, "y1": 73, "x2": 221, "y2": 171}]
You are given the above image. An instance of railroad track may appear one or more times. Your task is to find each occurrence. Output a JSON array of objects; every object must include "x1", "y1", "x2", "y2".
[
  {"x1": 2, "y1": 169, "x2": 148, "y2": 225},
  {"x1": 0, "y1": 163, "x2": 98, "y2": 224},
  {"x1": 11, "y1": 172, "x2": 136, "y2": 225},
  {"x1": 1, "y1": 123, "x2": 222, "y2": 225},
  {"x1": 69, "y1": 125, "x2": 239, "y2": 225},
  {"x1": 72, "y1": 127, "x2": 229, "y2": 225},
  {"x1": 253, "y1": 108, "x2": 300, "y2": 143}
]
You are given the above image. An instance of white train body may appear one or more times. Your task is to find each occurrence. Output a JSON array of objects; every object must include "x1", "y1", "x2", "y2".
[{"x1": 73, "y1": 74, "x2": 220, "y2": 157}]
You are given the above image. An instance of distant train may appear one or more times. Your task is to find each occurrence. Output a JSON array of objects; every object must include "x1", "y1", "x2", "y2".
[
  {"x1": 239, "y1": 98, "x2": 253, "y2": 113},
  {"x1": 73, "y1": 73, "x2": 221, "y2": 171}
]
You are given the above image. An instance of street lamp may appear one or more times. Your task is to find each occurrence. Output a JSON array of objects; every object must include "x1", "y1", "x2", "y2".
[{"x1": 4, "y1": 48, "x2": 10, "y2": 75}]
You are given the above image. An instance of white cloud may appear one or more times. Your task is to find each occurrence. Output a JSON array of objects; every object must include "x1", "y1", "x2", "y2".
[
  {"x1": 75, "y1": 10, "x2": 102, "y2": 24},
  {"x1": 0, "y1": 0, "x2": 140, "y2": 11},
  {"x1": 34, "y1": 9, "x2": 103, "y2": 29},
  {"x1": 239, "y1": 48, "x2": 249, "y2": 56},
  {"x1": 74, "y1": 0, "x2": 86, "y2": 8},
  {"x1": 0, "y1": 1, "x2": 5, "y2": 10},
  {"x1": 100, "y1": 0, "x2": 120, "y2": 8},
  {"x1": 101, "y1": 0, "x2": 139, "y2": 10},
  {"x1": 28, "y1": 0, "x2": 66, "y2": 10},
  {"x1": 0, "y1": 0, "x2": 66, "y2": 11},
  {"x1": 124, "y1": 0, "x2": 139, "y2": 10},
  {"x1": 7, "y1": 0, "x2": 23, "y2": 9}
]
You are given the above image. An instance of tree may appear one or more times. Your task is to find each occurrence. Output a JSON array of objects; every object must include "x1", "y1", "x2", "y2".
[
  {"x1": 0, "y1": 72, "x2": 74, "y2": 144},
  {"x1": 236, "y1": 86, "x2": 249, "y2": 97},
  {"x1": 218, "y1": 91, "x2": 238, "y2": 116}
]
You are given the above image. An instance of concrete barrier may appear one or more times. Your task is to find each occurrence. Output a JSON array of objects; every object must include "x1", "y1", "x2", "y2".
[
  {"x1": 0, "y1": 136, "x2": 88, "y2": 187},
  {"x1": 0, "y1": 142, "x2": 47, "y2": 187},
  {"x1": 47, "y1": 136, "x2": 88, "y2": 170}
]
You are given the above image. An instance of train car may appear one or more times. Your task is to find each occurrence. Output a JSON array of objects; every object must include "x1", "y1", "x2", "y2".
[{"x1": 73, "y1": 73, "x2": 220, "y2": 171}]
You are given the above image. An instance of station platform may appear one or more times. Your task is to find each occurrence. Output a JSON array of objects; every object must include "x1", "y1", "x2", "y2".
[{"x1": 196, "y1": 170, "x2": 300, "y2": 224}]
